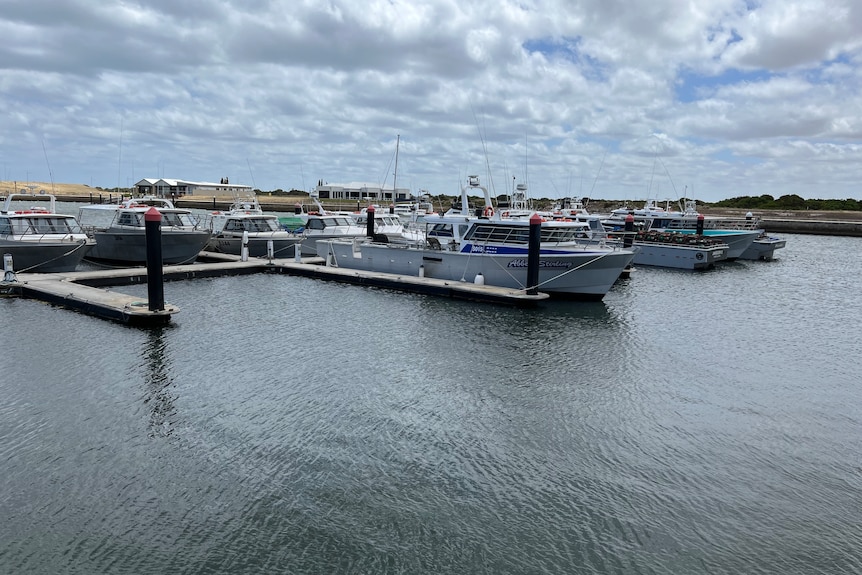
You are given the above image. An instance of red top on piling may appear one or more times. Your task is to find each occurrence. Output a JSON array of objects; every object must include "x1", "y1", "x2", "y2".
[
  {"x1": 144, "y1": 207, "x2": 162, "y2": 222},
  {"x1": 697, "y1": 214, "x2": 705, "y2": 221},
  {"x1": 625, "y1": 214, "x2": 634, "y2": 222},
  {"x1": 367, "y1": 205, "x2": 375, "y2": 212},
  {"x1": 530, "y1": 213, "x2": 543, "y2": 224}
]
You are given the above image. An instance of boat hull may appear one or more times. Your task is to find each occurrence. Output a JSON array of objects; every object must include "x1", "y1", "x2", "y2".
[
  {"x1": 206, "y1": 234, "x2": 301, "y2": 258},
  {"x1": 86, "y1": 229, "x2": 211, "y2": 265},
  {"x1": 739, "y1": 237, "x2": 786, "y2": 261},
  {"x1": 0, "y1": 239, "x2": 92, "y2": 273},
  {"x1": 299, "y1": 232, "x2": 367, "y2": 257},
  {"x1": 631, "y1": 242, "x2": 727, "y2": 270},
  {"x1": 317, "y1": 240, "x2": 635, "y2": 300},
  {"x1": 649, "y1": 228, "x2": 760, "y2": 260}
]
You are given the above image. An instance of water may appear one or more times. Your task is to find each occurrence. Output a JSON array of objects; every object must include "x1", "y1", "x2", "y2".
[{"x1": 2, "y1": 233, "x2": 861, "y2": 574}]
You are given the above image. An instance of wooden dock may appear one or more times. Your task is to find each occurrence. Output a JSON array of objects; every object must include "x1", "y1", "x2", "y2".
[{"x1": 2, "y1": 251, "x2": 548, "y2": 326}]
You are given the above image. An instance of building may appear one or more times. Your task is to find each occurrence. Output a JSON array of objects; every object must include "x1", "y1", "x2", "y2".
[
  {"x1": 313, "y1": 181, "x2": 412, "y2": 204},
  {"x1": 133, "y1": 178, "x2": 253, "y2": 198}
]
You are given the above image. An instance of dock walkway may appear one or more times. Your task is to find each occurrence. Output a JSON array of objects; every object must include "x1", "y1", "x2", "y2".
[{"x1": 2, "y1": 252, "x2": 548, "y2": 326}]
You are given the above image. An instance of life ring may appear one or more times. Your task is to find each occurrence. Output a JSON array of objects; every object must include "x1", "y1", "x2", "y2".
[{"x1": 483, "y1": 206, "x2": 494, "y2": 217}]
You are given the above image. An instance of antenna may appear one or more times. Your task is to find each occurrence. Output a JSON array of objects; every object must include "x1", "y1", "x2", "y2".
[
  {"x1": 41, "y1": 138, "x2": 55, "y2": 194},
  {"x1": 393, "y1": 134, "x2": 400, "y2": 202},
  {"x1": 246, "y1": 159, "x2": 256, "y2": 189},
  {"x1": 117, "y1": 118, "x2": 123, "y2": 194}
]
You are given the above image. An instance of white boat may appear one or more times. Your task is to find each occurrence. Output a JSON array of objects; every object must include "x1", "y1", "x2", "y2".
[
  {"x1": 203, "y1": 193, "x2": 302, "y2": 258},
  {"x1": 352, "y1": 206, "x2": 425, "y2": 243},
  {"x1": 1, "y1": 191, "x2": 94, "y2": 273},
  {"x1": 315, "y1": 176, "x2": 637, "y2": 300},
  {"x1": 393, "y1": 194, "x2": 437, "y2": 223},
  {"x1": 78, "y1": 196, "x2": 211, "y2": 265},
  {"x1": 278, "y1": 192, "x2": 372, "y2": 256}
]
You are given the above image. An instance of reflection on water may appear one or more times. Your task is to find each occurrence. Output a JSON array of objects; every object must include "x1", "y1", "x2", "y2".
[
  {"x1": 2, "y1": 233, "x2": 862, "y2": 574},
  {"x1": 141, "y1": 326, "x2": 178, "y2": 438}
]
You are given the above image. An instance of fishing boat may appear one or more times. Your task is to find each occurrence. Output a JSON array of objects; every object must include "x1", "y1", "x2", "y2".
[
  {"x1": 557, "y1": 211, "x2": 728, "y2": 271},
  {"x1": 0, "y1": 191, "x2": 94, "y2": 273},
  {"x1": 625, "y1": 229, "x2": 729, "y2": 270},
  {"x1": 78, "y1": 196, "x2": 210, "y2": 265},
  {"x1": 314, "y1": 176, "x2": 636, "y2": 300},
  {"x1": 203, "y1": 193, "x2": 302, "y2": 258},
  {"x1": 602, "y1": 200, "x2": 761, "y2": 260}
]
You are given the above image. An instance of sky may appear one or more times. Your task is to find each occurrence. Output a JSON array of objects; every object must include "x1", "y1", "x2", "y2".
[{"x1": 1, "y1": 0, "x2": 861, "y2": 203}]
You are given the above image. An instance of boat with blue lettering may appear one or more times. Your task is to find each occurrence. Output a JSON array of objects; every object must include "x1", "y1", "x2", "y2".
[{"x1": 314, "y1": 176, "x2": 636, "y2": 300}]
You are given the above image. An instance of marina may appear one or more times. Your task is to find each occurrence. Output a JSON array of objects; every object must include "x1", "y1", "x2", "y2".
[{"x1": 2, "y1": 231, "x2": 860, "y2": 575}]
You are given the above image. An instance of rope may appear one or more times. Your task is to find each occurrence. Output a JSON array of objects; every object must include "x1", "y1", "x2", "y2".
[{"x1": 14, "y1": 239, "x2": 90, "y2": 273}]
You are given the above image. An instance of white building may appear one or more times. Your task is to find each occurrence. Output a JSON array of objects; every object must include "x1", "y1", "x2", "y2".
[
  {"x1": 313, "y1": 181, "x2": 412, "y2": 204},
  {"x1": 134, "y1": 178, "x2": 253, "y2": 198}
]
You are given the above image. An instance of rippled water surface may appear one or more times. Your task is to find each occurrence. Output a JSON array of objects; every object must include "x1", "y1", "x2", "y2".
[{"x1": 2, "y1": 233, "x2": 861, "y2": 574}]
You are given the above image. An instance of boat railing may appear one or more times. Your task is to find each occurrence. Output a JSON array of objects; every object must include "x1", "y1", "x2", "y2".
[
  {"x1": 10, "y1": 229, "x2": 90, "y2": 243},
  {"x1": 632, "y1": 230, "x2": 730, "y2": 248}
]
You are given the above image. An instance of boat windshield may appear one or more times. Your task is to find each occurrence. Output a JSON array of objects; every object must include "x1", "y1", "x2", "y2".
[
  {"x1": 223, "y1": 217, "x2": 279, "y2": 232},
  {"x1": 117, "y1": 212, "x2": 144, "y2": 227},
  {"x1": 161, "y1": 212, "x2": 197, "y2": 227},
  {"x1": 18, "y1": 216, "x2": 79, "y2": 234},
  {"x1": 464, "y1": 223, "x2": 589, "y2": 244},
  {"x1": 465, "y1": 224, "x2": 531, "y2": 244},
  {"x1": 308, "y1": 217, "x2": 353, "y2": 229}
]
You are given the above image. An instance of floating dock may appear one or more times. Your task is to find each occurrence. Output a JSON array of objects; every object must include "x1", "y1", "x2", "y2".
[{"x1": 2, "y1": 252, "x2": 548, "y2": 326}]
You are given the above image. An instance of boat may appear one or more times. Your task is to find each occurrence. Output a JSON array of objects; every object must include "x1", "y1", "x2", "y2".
[
  {"x1": 351, "y1": 206, "x2": 425, "y2": 243},
  {"x1": 738, "y1": 230, "x2": 786, "y2": 261},
  {"x1": 278, "y1": 193, "x2": 370, "y2": 256},
  {"x1": 314, "y1": 176, "x2": 637, "y2": 300},
  {"x1": 557, "y1": 211, "x2": 728, "y2": 271},
  {"x1": 0, "y1": 190, "x2": 94, "y2": 273},
  {"x1": 602, "y1": 200, "x2": 761, "y2": 260},
  {"x1": 393, "y1": 193, "x2": 437, "y2": 223},
  {"x1": 78, "y1": 196, "x2": 211, "y2": 265},
  {"x1": 624, "y1": 229, "x2": 729, "y2": 270},
  {"x1": 202, "y1": 193, "x2": 302, "y2": 258}
]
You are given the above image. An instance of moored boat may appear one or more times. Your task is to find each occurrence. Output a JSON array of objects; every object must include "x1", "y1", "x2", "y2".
[
  {"x1": 1, "y1": 191, "x2": 94, "y2": 273},
  {"x1": 602, "y1": 200, "x2": 761, "y2": 260},
  {"x1": 625, "y1": 230, "x2": 729, "y2": 270},
  {"x1": 278, "y1": 193, "x2": 369, "y2": 256},
  {"x1": 79, "y1": 196, "x2": 210, "y2": 265},
  {"x1": 315, "y1": 176, "x2": 636, "y2": 300},
  {"x1": 202, "y1": 193, "x2": 302, "y2": 258},
  {"x1": 738, "y1": 230, "x2": 786, "y2": 261}
]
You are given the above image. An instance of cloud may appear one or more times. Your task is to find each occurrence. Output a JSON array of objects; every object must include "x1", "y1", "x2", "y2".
[{"x1": 1, "y1": 0, "x2": 861, "y2": 201}]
